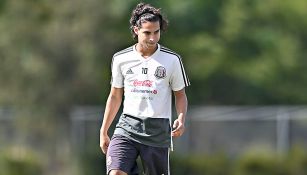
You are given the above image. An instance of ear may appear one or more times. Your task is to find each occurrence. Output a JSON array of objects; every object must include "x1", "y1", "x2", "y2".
[{"x1": 133, "y1": 26, "x2": 139, "y2": 35}]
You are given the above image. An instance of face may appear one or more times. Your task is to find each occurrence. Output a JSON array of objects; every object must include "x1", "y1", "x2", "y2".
[{"x1": 134, "y1": 21, "x2": 160, "y2": 50}]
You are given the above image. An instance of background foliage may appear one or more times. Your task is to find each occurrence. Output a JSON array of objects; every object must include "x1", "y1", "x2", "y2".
[
  {"x1": 1, "y1": 0, "x2": 307, "y2": 174},
  {"x1": 1, "y1": 0, "x2": 307, "y2": 109}
]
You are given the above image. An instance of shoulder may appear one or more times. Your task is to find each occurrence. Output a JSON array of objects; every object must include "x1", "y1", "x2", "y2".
[
  {"x1": 160, "y1": 45, "x2": 181, "y2": 58},
  {"x1": 113, "y1": 46, "x2": 134, "y2": 58},
  {"x1": 112, "y1": 46, "x2": 134, "y2": 66}
]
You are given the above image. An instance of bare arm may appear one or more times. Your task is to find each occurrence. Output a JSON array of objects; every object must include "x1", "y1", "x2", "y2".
[
  {"x1": 172, "y1": 88, "x2": 188, "y2": 137},
  {"x1": 100, "y1": 87, "x2": 123, "y2": 154}
]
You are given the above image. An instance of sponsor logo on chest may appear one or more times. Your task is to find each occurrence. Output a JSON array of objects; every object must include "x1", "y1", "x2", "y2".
[{"x1": 133, "y1": 80, "x2": 153, "y2": 87}]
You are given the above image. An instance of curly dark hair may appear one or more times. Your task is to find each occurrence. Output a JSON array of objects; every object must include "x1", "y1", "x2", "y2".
[{"x1": 129, "y1": 3, "x2": 168, "y2": 40}]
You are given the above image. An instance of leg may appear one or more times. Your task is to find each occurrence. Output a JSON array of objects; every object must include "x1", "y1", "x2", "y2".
[
  {"x1": 139, "y1": 145, "x2": 170, "y2": 175},
  {"x1": 107, "y1": 135, "x2": 140, "y2": 175}
]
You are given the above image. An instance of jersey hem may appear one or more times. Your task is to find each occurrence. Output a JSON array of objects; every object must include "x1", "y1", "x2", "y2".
[{"x1": 113, "y1": 131, "x2": 171, "y2": 148}]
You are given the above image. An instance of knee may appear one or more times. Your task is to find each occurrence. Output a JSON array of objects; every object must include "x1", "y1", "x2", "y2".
[{"x1": 109, "y1": 169, "x2": 127, "y2": 175}]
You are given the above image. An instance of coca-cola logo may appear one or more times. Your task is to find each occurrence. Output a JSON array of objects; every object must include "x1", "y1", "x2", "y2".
[{"x1": 132, "y1": 80, "x2": 153, "y2": 87}]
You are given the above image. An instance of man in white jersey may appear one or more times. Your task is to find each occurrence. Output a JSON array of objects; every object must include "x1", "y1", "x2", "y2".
[{"x1": 100, "y1": 3, "x2": 190, "y2": 175}]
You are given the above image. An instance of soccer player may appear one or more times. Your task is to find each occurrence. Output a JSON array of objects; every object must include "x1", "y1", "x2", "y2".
[{"x1": 100, "y1": 2, "x2": 190, "y2": 175}]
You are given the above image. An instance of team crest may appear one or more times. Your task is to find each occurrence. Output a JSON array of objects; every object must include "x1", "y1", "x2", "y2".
[{"x1": 154, "y1": 66, "x2": 166, "y2": 79}]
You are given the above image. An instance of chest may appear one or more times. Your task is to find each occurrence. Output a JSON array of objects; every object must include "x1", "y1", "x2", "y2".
[{"x1": 122, "y1": 59, "x2": 172, "y2": 86}]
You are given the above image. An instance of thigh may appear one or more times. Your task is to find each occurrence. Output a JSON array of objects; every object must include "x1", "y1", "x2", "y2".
[
  {"x1": 139, "y1": 145, "x2": 170, "y2": 175},
  {"x1": 107, "y1": 135, "x2": 139, "y2": 175}
]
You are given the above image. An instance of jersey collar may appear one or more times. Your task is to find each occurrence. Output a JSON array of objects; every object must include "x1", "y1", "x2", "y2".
[{"x1": 133, "y1": 44, "x2": 160, "y2": 61}]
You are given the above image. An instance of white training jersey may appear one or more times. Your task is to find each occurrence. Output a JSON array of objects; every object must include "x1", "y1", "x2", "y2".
[{"x1": 111, "y1": 44, "x2": 190, "y2": 119}]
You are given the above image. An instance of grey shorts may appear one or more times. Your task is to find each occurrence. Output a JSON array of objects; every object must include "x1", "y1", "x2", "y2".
[{"x1": 106, "y1": 134, "x2": 170, "y2": 175}]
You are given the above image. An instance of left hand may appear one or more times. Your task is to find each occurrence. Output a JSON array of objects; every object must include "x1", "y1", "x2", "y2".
[{"x1": 171, "y1": 118, "x2": 185, "y2": 137}]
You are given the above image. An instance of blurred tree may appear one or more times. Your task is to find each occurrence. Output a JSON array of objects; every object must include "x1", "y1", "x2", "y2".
[
  {"x1": 0, "y1": 0, "x2": 125, "y2": 109},
  {"x1": 2, "y1": 0, "x2": 307, "y2": 109},
  {"x1": 162, "y1": 0, "x2": 307, "y2": 104},
  {"x1": 216, "y1": 0, "x2": 307, "y2": 104},
  {"x1": 1, "y1": 0, "x2": 307, "y2": 174}
]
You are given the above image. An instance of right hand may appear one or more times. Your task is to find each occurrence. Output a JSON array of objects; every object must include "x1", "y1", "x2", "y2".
[{"x1": 100, "y1": 132, "x2": 110, "y2": 154}]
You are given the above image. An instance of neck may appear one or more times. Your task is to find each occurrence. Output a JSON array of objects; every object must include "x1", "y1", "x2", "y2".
[{"x1": 135, "y1": 43, "x2": 158, "y2": 58}]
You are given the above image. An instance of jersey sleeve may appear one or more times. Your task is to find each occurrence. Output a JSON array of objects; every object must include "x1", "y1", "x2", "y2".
[
  {"x1": 110, "y1": 56, "x2": 124, "y2": 88},
  {"x1": 170, "y1": 56, "x2": 190, "y2": 91}
]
